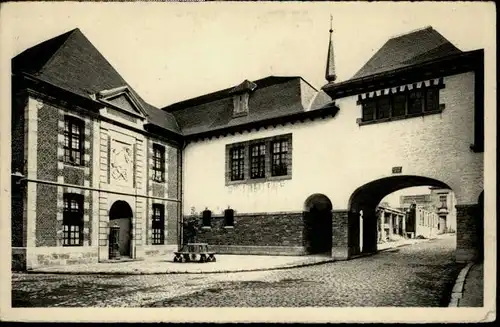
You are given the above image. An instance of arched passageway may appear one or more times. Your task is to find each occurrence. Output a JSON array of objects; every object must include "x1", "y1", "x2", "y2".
[
  {"x1": 303, "y1": 194, "x2": 333, "y2": 255},
  {"x1": 348, "y1": 175, "x2": 452, "y2": 255},
  {"x1": 109, "y1": 200, "x2": 133, "y2": 257}
]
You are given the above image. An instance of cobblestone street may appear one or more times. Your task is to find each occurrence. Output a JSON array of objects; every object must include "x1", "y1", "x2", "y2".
[{"x1": 12, "y1": 235, "x2": 462, "y2": 307}]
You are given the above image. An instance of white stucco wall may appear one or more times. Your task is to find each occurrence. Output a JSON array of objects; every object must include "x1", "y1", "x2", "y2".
[{"x1": 183, "y1": 72, "x2": 484, "y2": 215}]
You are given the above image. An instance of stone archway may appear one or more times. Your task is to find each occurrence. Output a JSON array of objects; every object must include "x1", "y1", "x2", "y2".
[
  {"x1": 303, "y1": 194, "x2": 333, "y2": 255},
  {"x1": 348, "y1": 175, "x2": 452, "y2": 255},
  {"x1": 109, "y1": 200, "x2": 133, "y2": 257}
]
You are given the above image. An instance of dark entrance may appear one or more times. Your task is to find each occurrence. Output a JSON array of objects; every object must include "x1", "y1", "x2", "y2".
[
  {"x1": 109, "y1": 200, "x2": 133, "y2": 257},
  {"x1": 304, "y1": 194, "x2": 333, "y2": 255}
]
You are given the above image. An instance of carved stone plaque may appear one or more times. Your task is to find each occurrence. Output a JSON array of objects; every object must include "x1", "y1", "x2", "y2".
[{"x1": 110, "y1": 141, "x2": 133, "y2": 183}]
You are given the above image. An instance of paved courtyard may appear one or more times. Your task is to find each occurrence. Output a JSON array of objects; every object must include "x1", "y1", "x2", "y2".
[{"x1": 12, "y1": 235, "x2": 462, "y2": 307}]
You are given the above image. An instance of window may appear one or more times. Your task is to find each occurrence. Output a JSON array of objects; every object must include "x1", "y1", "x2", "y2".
[
  {"x1": 362, "y1": 100, "x2": 376, "y2": 122},
  {"x1": 202, "y1": 209, "x2": 212, "y2": 228},
  {"x1": 250, "y1": 143, "x2": 266, "y2": 179},
  {"x1": 408, "y1": 90, "x2": 424, "y2": 114},
  {"x1": 392, "y1": 93, "x2": 406, "y2": 117},
  {"x1": 64, "y1": 116, "x2": 84, "y2": 165},
  {"x1": 271, "y1": 139, "x2": 289, "y2": 176},
  {"x1": 233, "y1": 93, "x2": 249, "y2": 117},
  {"x1": 226, "y1": 134, "x2": 292, "y2": 184},
  {"x1": 425, "y1": 88, "x2": 439, "y2": 112},
  {"x1": 439, "y1": 195, "x2": 448, "y2": 209},
  {"x1": 230, "y1": 146, "x2": 245, "y2": 181},
  {"x1": 152, "y1": 144, "x2": 165, "y2": 182},
  {"x1": 360, "y1": 85, "x2": 442, "y2": 124},
  {"x1": 63, "y1": 194, "x2": 83, "y2": 246},
  {"x1": 376, "y1": 96, "x2": 391, "y2": 119},
  {"x1": 224, "y1": 209, "x2": 234, "y2": 227},
  {"x1": 152, "y1": 204, "x2": 165, "y2": 245}
]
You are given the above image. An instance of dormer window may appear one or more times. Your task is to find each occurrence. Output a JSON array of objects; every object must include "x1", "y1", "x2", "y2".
[
  {"x1": 233, "y1": 93, "x2": 249, "y2": 117},
  {"x1": 230, "y1": 79, "x2": 257, "y2": 118}
]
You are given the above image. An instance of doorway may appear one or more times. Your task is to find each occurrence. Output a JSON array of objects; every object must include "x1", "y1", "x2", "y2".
[
  {"x1": 304, "y1": 194, "x2": 333, "y2": 255},
  {"x1": 109, "y1": 200, "x2": 133, "y2": 257}
]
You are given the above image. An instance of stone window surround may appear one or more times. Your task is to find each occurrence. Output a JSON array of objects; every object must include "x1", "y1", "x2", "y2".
[
  {"x1": 225, "y1": 133, "x2": 293, "y2": 186},
  {"x1": 62, "y1": 193, "x2": 84, "y2": 247},
  {"x1": 356, "y1": 79, "x2": 446, "y2": 126},
  {"x1": 151, "y1": 203, "x2": 165, "y2": 245},
  {"x1": 152, "y1": 143, "x2": 166, "y2": 183},
  {"x1": 63, "y1": 115, "x2": 85, "y2": 166}
]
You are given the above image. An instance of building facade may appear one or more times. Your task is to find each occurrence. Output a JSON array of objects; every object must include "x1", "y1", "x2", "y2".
[
  {"x1": 171, "y1": 26, "x2": 484, "y2": 262},
  {"x1": 11, "y1": 25, "x2": 484, "y2": 270},
  {"x1": 11, "y1": 29, "x2": 182, "y2": 270}
]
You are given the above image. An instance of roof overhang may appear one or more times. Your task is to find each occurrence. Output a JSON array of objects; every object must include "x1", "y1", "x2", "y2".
[
  {"x1": 322, "y1": 49, "x2": 484, "y2": 100},
  {"x1": 183, "y1": 103, "x2": 339, "y2": 142},
  {"x1": 13, "y1": 73, "x2": 103, "y2": 112}
]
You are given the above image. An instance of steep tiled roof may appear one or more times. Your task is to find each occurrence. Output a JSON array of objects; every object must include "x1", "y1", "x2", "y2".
[
  {"x1": 351, "y1": 26, "x2": 462, "y2": 80},
  {"x1": 164, "y1": 77, "x2": 332, "y2": 136},
  {"x1": 12, "y1": 28, "x2": 180, "y2": 134}
]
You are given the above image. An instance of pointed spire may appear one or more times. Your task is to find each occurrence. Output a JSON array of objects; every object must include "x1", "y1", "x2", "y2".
[{"x1": 325, "y1": 15, "x2": 337, "y2": 83}]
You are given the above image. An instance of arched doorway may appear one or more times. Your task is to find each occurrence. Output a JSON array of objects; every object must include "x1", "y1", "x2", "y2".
[
  {"x1": 109, "y1": 200, "x2": 133, "y2": 257},
  {"x1": 304, "y1": 194, "x2": 333, "y2": 255},
  {"x1": 348, "y1": 175, "x2": 452, "y2": 255}
]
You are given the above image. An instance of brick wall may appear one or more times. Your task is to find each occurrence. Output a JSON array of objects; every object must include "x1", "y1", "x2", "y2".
[
  {"x1": 185, "y1": 212, "x2": 304, "y2": 248},
  {"x1": 456, "y1": 204, "x2": 482, "y2": 262}
]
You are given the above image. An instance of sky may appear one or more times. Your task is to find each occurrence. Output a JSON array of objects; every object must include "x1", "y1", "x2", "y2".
[{"x1": 1, "y1": 1, "x2": 495, "y2": 207}]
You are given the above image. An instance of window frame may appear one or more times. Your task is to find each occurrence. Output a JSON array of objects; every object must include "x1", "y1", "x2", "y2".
[
  {"x1": 359, "y1": 83, "x2": 444, "y2": 125},
  {"x1": 152, "y1": 143, "x2": 165, "y2": 183},
  {"x1": 230, "y1": 146, "x2": 245, "y2": 181},
  {"x1": 152, "y1": 203, "x2": 165, "y2": 245},
  {"x1": 63, "y1": 116, "x2": 84, "y2": 166},
  {"x1": 225, "y1": 133, "x2": 292, "y2": 185},
  {"x1": 271, "y1": 139, "x2": 289, "y2": 177},
  {"x1": 250, "y1": 143, "x2": 266, "y2": 179},
  {"x1": 62, "y1": 193, "x2": 84, "y2": 246}
]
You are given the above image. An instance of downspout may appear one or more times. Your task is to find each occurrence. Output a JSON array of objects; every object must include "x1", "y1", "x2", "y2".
[{"x1": 178, "y1": 139, "x2": 188, "y2": 249}]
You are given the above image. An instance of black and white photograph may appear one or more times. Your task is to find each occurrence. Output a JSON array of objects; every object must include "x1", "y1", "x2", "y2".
[{"x1": 0, "y1": 0, "x2": 495, "y2": 323}]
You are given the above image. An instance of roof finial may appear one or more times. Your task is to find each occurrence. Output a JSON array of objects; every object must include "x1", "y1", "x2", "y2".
[{"x1": 325, "y1": 15, "x2": 337, "y2": 83}]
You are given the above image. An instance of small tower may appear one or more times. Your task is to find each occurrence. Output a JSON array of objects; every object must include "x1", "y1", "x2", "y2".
[{"x1": 325, "y1": 15, "x2": 337, "y2": 83}]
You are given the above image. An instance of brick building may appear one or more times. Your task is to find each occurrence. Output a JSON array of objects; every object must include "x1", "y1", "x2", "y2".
[
  {"x1": 11, "y1": 25, "x2": 484, "y2": 270},
  {"x1": 11, "y1": 29, "x2": 182, "y2": 270}
]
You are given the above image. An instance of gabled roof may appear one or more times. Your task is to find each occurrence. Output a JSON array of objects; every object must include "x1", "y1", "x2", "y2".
[
  {"x1": 163, "y1": 76, "x2": 299, "y2": 112},
  {"x1": 12, "y1": 28, "x2": 180, "y2": 135},
  {"x1": 163, "y1": 76, "x2": 334, "y2": 138},
  {"x1": 351, "y1": 26, "x2": 462, "y2": 80}
]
